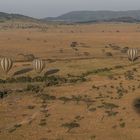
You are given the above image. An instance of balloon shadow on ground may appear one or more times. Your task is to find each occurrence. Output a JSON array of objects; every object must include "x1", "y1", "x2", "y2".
[
  {"x1": 13, "y1": 68, "x2": 33, "y2": 76},
  {"x1": 44, "y1": 69, "x2": 60, "y2": 76},
  {"x1": 133, "y1": 98, "x2": 140, "y2": 114}
]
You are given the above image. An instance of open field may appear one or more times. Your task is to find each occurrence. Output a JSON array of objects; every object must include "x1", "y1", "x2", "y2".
[{"x1": 0, "y1": 21, "x2": 140, "y2": 140}]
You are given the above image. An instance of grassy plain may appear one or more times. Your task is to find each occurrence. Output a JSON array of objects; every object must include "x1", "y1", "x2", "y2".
[{"x1": 0, "y1": 21, "x2": 140, "y2": 140}]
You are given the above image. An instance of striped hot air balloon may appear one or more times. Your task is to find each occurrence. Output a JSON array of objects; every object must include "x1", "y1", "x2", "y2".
[
  {"x1": 33, "y1": 59, "x2": 45, "y2": 73},
  {"x1": 127, "y1": 48, "x2": 138, "y2": 62},
  {"x1": 0, "y1": 57, "x2": 13, "y2": 74}
]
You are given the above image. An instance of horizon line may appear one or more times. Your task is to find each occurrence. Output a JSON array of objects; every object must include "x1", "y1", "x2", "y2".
[{"x1": 1, "y1": 9, "x2": 140, "y2": 19}]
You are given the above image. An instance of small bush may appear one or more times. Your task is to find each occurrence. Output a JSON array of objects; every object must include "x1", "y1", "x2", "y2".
[
  {"x1": 105, "y1": 52, "x2": 113, "y2": 57},
  {"x1": 62, "y1": 121, "x2": 80, "y2": 132},
  {"x1": 70, "y1": 42, "x2": 78, "y2": 47},
  {"x1": 0, "y1": 90, "x2": 8, "y2": 99},
  {"x1": 26, "y1": 84, "x2": 42, "y2": 93}
]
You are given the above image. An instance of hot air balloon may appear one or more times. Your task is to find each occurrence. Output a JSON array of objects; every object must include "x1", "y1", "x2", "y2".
[
  {"x1": 33, "y1": 59, "x2": 45, "y2": 73},
  {"x1": 0, "y1": 57, "x2": 13, "y2": 74},
  {"x1": 127, "y1": 48, "x2": 138, "y2": 62}
]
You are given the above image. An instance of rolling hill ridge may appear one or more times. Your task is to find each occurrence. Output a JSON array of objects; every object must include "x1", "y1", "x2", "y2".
[
  {"x1": 43, "y1": 10, "x2": 140, "y2": 23},
  {"x1": 1, "y1": 10, "x2": 140, "y2": 23},
  {"x1": 0, "y1": 12, "x2": 36, "y2": 22}
]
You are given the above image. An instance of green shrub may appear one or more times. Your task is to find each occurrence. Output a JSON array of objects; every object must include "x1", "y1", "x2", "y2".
[
  {"x1": 62, "y1": 121, "x2": 80, "y2": 132},
  {"x1": 59, "y1": 96, "x2": 71, "y2": 104},
  {"x1": 0, "y1": 90, "x2": 8, "y2": 99},
  {"x1": 26, "y1": 84, "x2": 42, "y2": 93}
]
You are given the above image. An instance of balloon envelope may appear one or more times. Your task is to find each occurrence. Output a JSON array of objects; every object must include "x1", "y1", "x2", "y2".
[
  {"x1": 33, "y1": 59, "x2": 45, "y2": 73},
  {"x1": 127, "y1": 48, "x2": 138, "y2": 62},
  {"x1": 0, "y1": 57, "x2": 13, "y2": 73}
]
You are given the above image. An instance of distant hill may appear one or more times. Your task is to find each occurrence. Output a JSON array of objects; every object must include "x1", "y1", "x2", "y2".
[
  {"x1": 1, "y1": 11, "x2": 140, "y2": 23},
  {"x1": 0, "y1": 12, "x2": 36, "y2": 22},
  {"x1": 43, "y1": 10, "x2": 140, "y2": 23}
]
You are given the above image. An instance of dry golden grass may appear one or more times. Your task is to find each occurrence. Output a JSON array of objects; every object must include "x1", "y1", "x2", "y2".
[{"x1": 0, "y1": 21, "x2": 140, "y2": 140}]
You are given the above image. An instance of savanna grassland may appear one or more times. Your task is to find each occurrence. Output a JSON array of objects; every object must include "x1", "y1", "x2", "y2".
[{"x1": 0, "y1": 21, "x2": 140, "y2": 140}]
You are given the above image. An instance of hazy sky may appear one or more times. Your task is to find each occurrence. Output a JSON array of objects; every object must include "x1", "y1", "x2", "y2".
[{"x1": 0, "y1": 0, "x2": 140, "y2": 18}]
